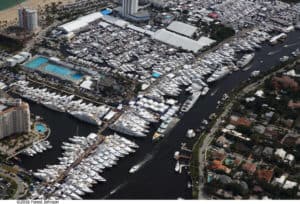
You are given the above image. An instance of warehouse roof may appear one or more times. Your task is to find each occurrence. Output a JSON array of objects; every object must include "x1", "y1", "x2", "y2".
[
  {"x1": 152, "y1": 29, "x2": 214, "y2": 53},
  {"x1": 167, "y1": 21, "x2": 197, "y2": 37},
  {"x1": 101, "y1": 15, "x2": 129, "y2": 28},
  {"x1": 58, "y1": 12, "x2": 103, "y2": 33}
]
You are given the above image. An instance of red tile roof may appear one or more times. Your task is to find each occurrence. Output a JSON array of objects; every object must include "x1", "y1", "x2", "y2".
[
  {"x1": 272, "y1": 76, "x2": 299, "y2": 91},
  {"x1": 256, "y1": 169, "x2": 274, "y2": 183},
  {"x1": 208, "y1": 160, "x2": 231, "y2": 174},
  {"x1": 230, "y1": 116, "x2": 252, "y2": 127}
]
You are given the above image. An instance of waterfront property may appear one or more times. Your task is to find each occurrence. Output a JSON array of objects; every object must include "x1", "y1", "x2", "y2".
[
  {"x1": 23, "y1": 56, "x2": 85, "y2": 84},
  {"x1": 199, "y1": 58, "x2": 300, "y2": 199}
]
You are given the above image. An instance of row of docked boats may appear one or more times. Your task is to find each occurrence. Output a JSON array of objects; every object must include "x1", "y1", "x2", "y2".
[
  {"x1": 22, "y1": 140, "x2": 52, "y2": 157},
  {"x1": 143, "y1": 29, "x2": 270, "y2": 117},
  {"x1": 110, "y1": 95, "x2": 180, "y2": 138},
  {"x1": 110, "y1": 110, "x2": 151, "y2": 137},
  {"x1": 31, "y1": 133, "x2": 138, "y2": 200},
  {"x1": 12, "y1": 80, "x2": 112, "y2": 126}
]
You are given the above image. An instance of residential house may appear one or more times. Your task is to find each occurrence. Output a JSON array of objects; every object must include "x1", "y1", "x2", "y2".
[
  {"x1": 242, "y1": 162, "x2": 257, "y2": 175},
  {"x1": 208, "y1": 160, "x2": 231, "y2": 174},
  {"x1": 262, "y1": 147, "x2": 274, "y2": 159},
  {"x1": 230, "y1": 115, "x2": 252, "y2": 127},
  {"x1": 256, "y1": 169, "x2": 274, "y2": 183},
  {"x1": 272, "y1": 76, "x2": 299, "y2": 91}
]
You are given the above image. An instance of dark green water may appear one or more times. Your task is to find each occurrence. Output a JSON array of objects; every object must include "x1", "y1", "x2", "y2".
[{"x1": 0, "y1": 0, "x2": 26, "y2": 11}]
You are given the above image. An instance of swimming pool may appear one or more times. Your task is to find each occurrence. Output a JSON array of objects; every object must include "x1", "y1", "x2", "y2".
[
  {"x1": 44, "y1": 64, "x2": 72, "y2": 77},
  {"x1": 24, "y1": 56, "x2": 84, "y2": 81},
  {"x1": 35, "y1": 123, "x2": 47, "y2": 134},
  {"x1": 71, "y1": 73, "x2": 84, "y2": 80},
  {"x1": 24, "y1": 57, "x2": 48, "y2": 69},
  {"x1": 101, "y1": 9, "x2": 112, "y2": 15}
]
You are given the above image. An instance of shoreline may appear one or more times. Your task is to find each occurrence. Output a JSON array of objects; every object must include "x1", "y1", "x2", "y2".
[{"x1": 0, "y1": 0, "x2": 74, "y2": 27}]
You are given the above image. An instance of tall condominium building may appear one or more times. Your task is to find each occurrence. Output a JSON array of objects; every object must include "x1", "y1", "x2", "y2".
[
  {"x1": 18, "y1": 8, "x2": 39, "y2": 31},
  {"x1": 0, "y1": 99, "x2": 30, "y2": 139},
  {"x1": 122, "y1": 0, "x2": 139, "y2": 16}
]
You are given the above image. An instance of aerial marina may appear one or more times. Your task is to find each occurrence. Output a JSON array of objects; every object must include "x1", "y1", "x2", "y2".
[{"x1": 0, "y1": 0, "x2": 300, "y2": 201}]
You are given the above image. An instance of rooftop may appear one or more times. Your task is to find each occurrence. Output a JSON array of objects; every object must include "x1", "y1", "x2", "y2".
[
  {"x1": 208, "y1": 160, "x2": 231, "y2": 174},
  {"x1": 58, "y1": 12, "x2": 104, "y2": 33},
  {"x1": 272, "y1": 76, "x2": 299, "y2": 92},
  {"x1": 242, "y1": 162, "x2": 257, "y2": 175},
  {"x1": 230, "y1": 115, "x2": 252, "y2": 127},
  {"x1": 167, "y1": 21, "x2": 197, "y2": 37},
  {"x1": 152, "y1": 29, "x2": 214, "y2": 53},
  {"x1": 256, "y1": 169, "x2": 274, "y2": 183}
]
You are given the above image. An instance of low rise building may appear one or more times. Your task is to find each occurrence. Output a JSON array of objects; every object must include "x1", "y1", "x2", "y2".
[
  {"x1": 272, "y1": 76, "x2": 299, "y2": 91},
  {"x1": 256, "y1": 169, "x2": 274, "y2": 183},
  {"x1": 242, "y1": 162, "x2": 257, "y2": 175},
  {"x1": 230, "y1": 115, "x2": 252, "y2": 127},
  {"x1": 273, "y1": 174, "x2": 288, "y2": 187},
  {"x1": 275, "y1": 148, "x2": 287, "y2": 160},
  {"x1": 283, "y1": 180, "x2": 298, "y2": 190},
  {"x1": 208, "y1": 160, "x2": 231, "y2": 174}
]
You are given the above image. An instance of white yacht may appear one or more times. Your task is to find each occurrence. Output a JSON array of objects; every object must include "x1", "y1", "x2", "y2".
[
  {"x1": 237, "y1": 53, "x2": 255, "y2": 68},
  {"x1": 43, "y1": 101, "x2": 66, "y2": 113},
  {"x1": 181, "y1": 91, "x2": 201, "y2": 113},
  {"x1": 129, "y1": 164, "x2": 141, "y2": 174},
  {"x1": 70, "y1": 111, "x2": 102, "y2": 126},
  {"x1": 207, "y1": 68, "x2": 231, "y2": 83}
]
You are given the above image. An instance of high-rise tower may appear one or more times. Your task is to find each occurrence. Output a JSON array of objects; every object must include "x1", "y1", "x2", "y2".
[
  {"x1": 18, "y1": 8, "x2": 38, "y2": 32},
  {"x1": 122, "y1": 0, "x2": 139, "y2": 17}
]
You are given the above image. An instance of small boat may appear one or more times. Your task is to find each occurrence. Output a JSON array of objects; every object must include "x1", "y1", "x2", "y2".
[
  {"x1": 129, "y1": 165, "x2": 140, "y2": 174},
  {"x1": 175, "y1": 161, "x2": 180, "y2": 172},
  {"x1": 280, "y1": 56, "x2": 289, "y2": 62}
]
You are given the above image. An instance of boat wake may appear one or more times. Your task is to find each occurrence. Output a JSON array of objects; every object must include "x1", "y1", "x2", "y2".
[
  {"x1": 283, "y1": 42, "x2": 300, "y2": 48},
  {"x1": 130, "y1": 154, "x2": 153, "y2": 172},
  {"x1": 267, "y1": 49, "x2": 281, "y2": 56},
  {"x1": 210, "y1": 88, "x2": 219, "y2": 96},
  {"x1": 102, "y1": 154, "x2": 154, "y2": 198},
  {"x1": 101, "y1": 181, "x2": 129, "y2": 199}
]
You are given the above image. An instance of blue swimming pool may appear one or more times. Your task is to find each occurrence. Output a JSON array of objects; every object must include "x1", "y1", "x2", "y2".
[
  {"x1": 101, "y1": 9, "x2": 112, "y2": 15},
  {"x1": 44, "y1": 64, "x2": 72, "y2": 76},
  {"x1": 35, "y1": 123, "x2": 46, "y2": 133},
  {"x1": 152, "y1": 72, "x2": 161, "y2": 78},
  {"x1": 24, "y1": 56, "x2": 84, "y2": 81},
  {"x1": 24, "y1": 57, "x2": 48, "y2": 69},
  {"x1": 71, "y1": 73, "x2": 84, "y2": 80}
]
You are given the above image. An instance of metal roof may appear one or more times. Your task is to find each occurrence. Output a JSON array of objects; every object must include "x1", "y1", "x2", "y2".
[
  {"x1": 167, "y1": 21, "x2": 197, "y2": 37},
  {"x1": 58, "y1": 12, "x2": 103, "y2": 33},
  {"x1": 152, "y1": 29, "x2": 215, "y2": 53}
]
